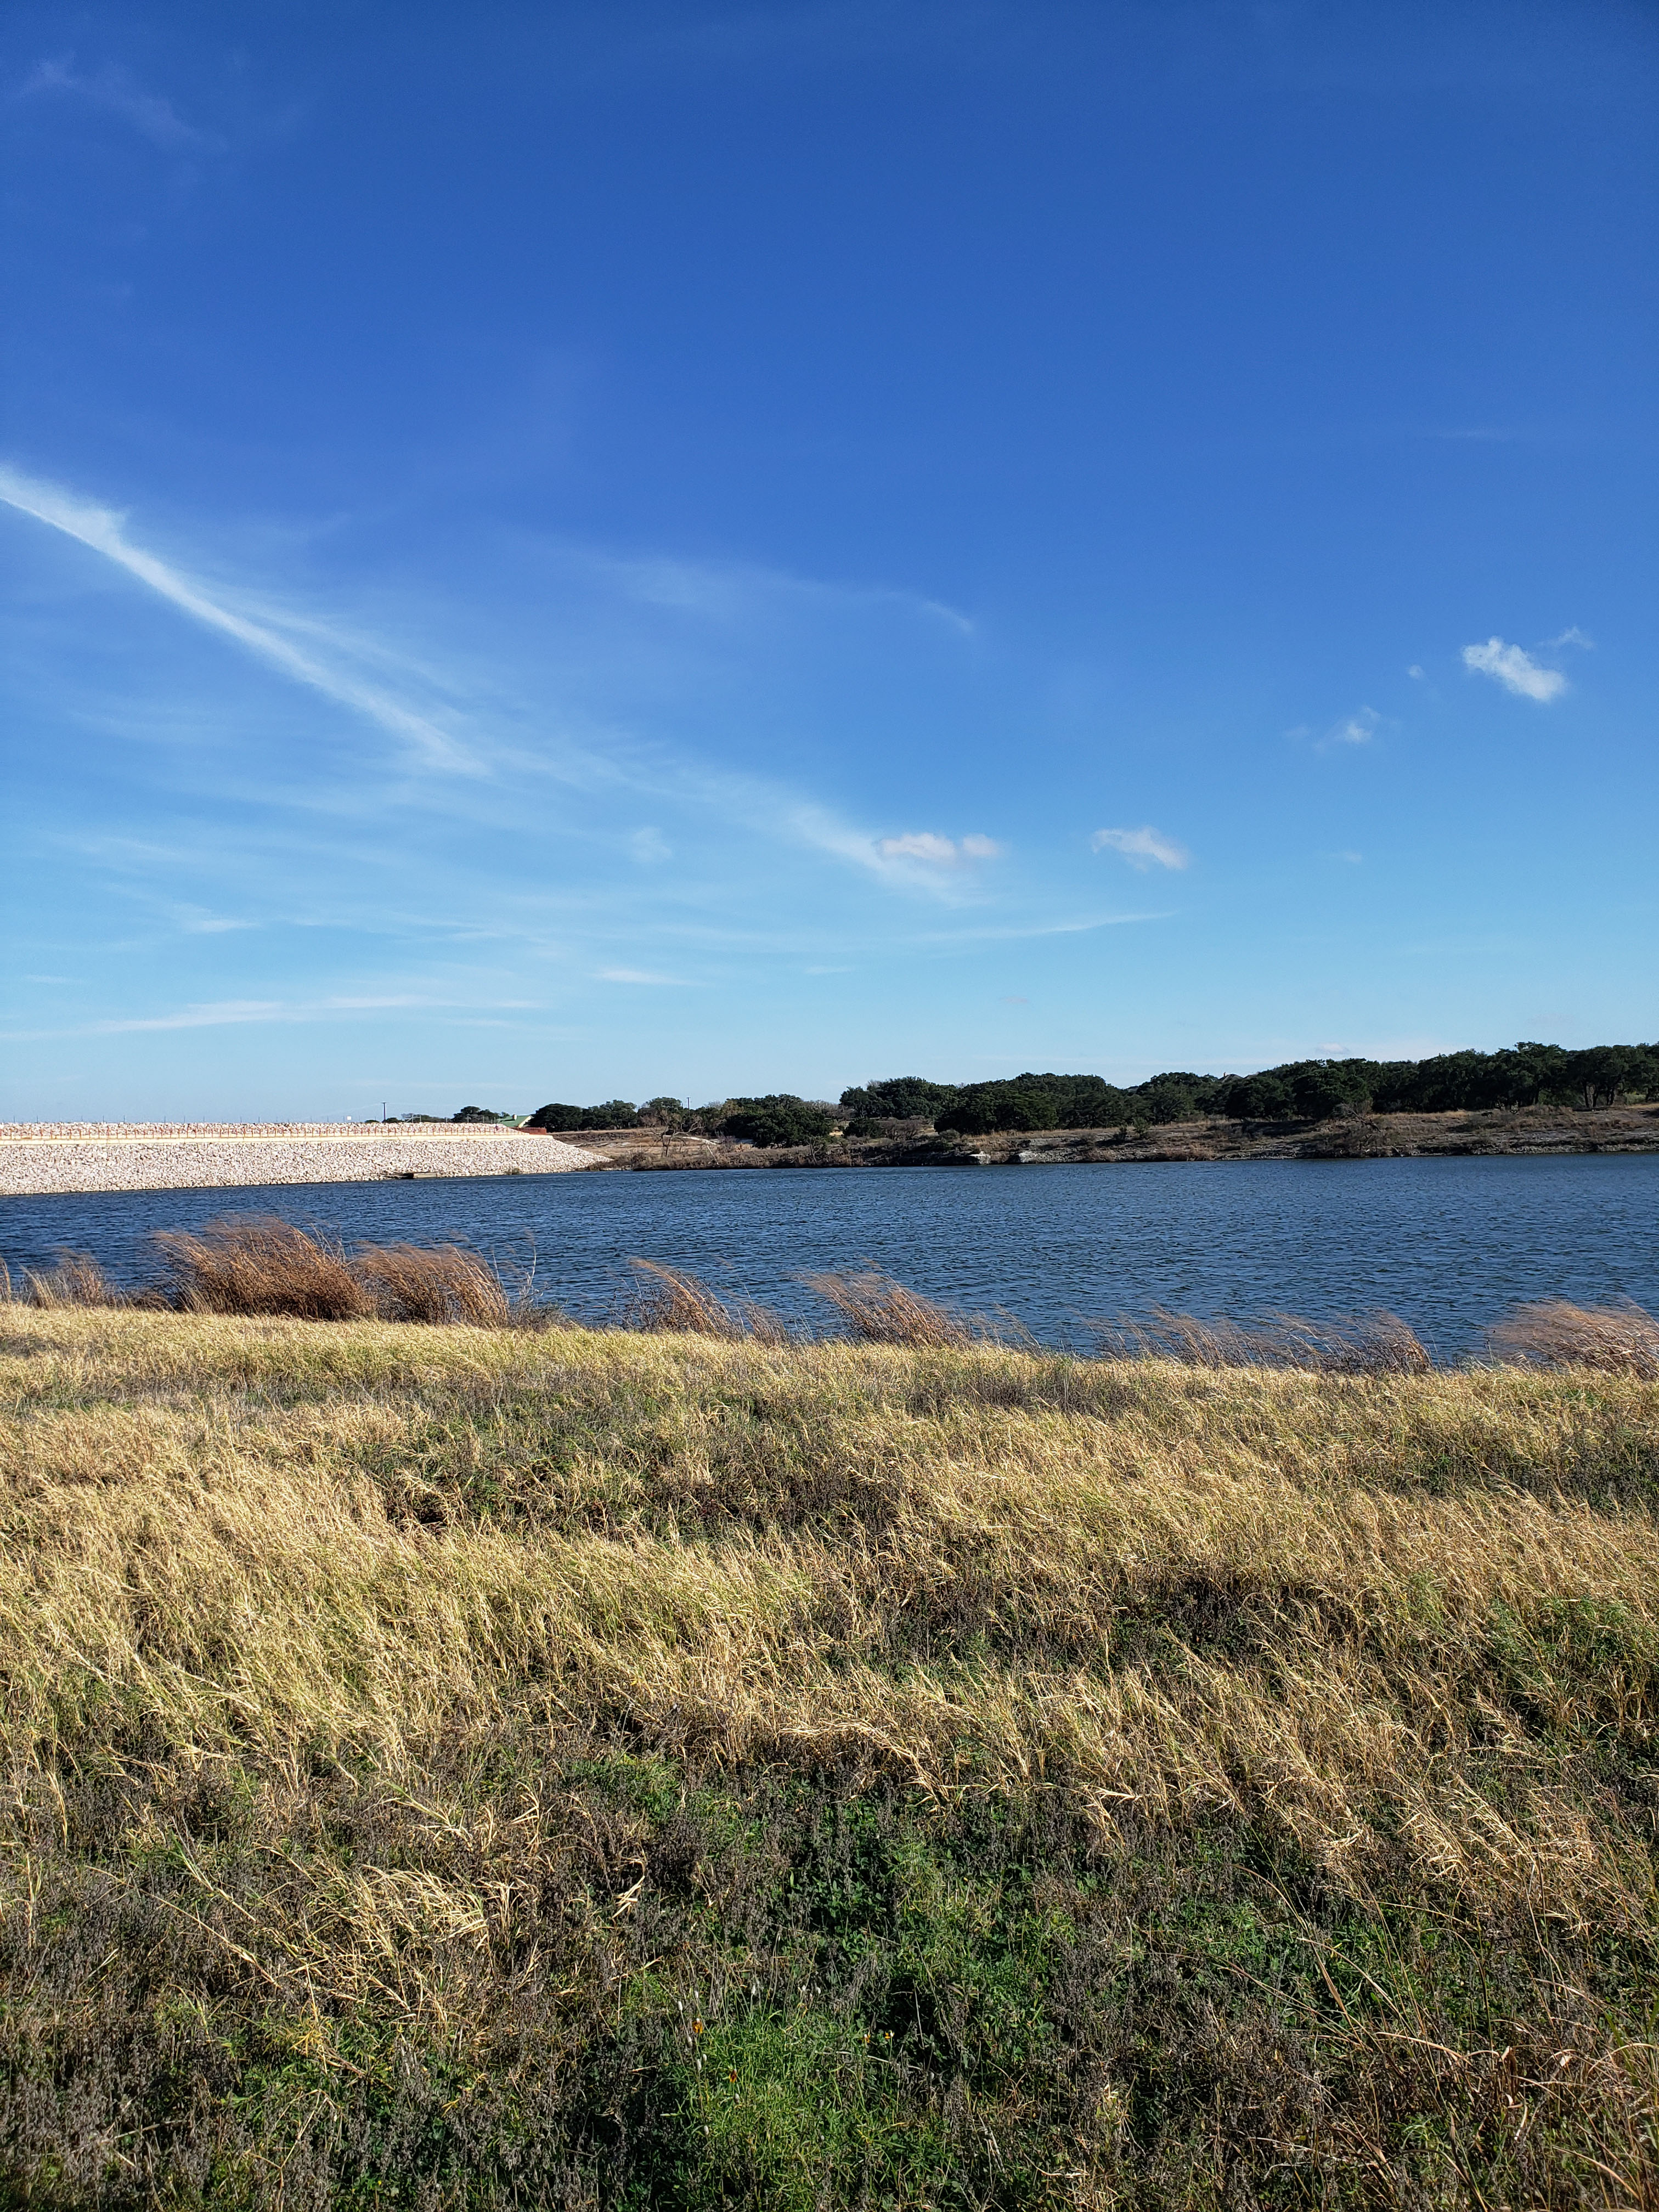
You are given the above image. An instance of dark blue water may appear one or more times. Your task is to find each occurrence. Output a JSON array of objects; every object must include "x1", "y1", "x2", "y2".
[{"x1": 4, "y1": 1155, "x2": 1656, "y2": 1356}]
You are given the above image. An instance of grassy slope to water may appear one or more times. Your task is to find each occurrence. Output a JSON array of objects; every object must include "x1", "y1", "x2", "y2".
[{"x1": 1, "y1": 1310, "x2": 1656, "y2": 2209}]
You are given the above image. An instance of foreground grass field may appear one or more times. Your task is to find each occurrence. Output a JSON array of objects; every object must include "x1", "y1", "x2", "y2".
[{"x1": 1, "y1": 1304, "x2": 1656, "y2": 2208}]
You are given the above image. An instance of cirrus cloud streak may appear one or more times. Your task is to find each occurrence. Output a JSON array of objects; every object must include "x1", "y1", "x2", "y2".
[{"x1": 1091, "y1": 825, "x2": 1189, "y2": 871}]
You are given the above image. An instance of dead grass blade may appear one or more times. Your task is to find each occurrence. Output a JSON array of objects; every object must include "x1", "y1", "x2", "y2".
[
  {"x1": 1091, "y1": 1305, "x2": 1434, "y2": 1373},
  {"x1": 802, "y1": 1269, "x2": 983, "y2": 1347},
  {"x1": 352, "y1": 1242, "x2": 512, "y2": 1328},
  {"x1": 620, "y1": 1261, "x2": 792, "y2": 1343},
  {"x1": 1488, "y1": 1298, "x2": 1659, "y2": 1379},
  {"x1": 153, "y1": 1216, "x2": 374, "y2": 1322},
  {"x1": 623, "y1": 1260, "x2": 745, "y2": 1338},
  {"x1": 20, "y1": 1250, "x2": 123, "y2": 1310}
]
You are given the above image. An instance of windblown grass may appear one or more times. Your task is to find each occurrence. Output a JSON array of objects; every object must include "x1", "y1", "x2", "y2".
[
  {"x1": 154, "y1": 1214, "x2": 374, "y2": 1319},
  {"x1": 1489, "y1": 1295, "x2": 1659, "y2": 1378},
  {"x1": 12, "y1": 1247, "x2": 122, "y2": 1310},
  {"x1": 352, "y1": 1239, "x2": 515, "y2": 1328},
  {"x1": 15, "y1": 1215, "x2": 531, "y2": 1330},
  {"x1": 1093, "y1": 1303, "x2": 1435, "y2": 1374},
  {"x1": 800, "y1": 1267, "x2": 987, "y2": 1346},
  {"x1": 622, "y1": 1258, "x2": 788, "y2": 1343},
  {"x1": 0, "y1": 1303, "x2": 1656, "y2": 2207}
]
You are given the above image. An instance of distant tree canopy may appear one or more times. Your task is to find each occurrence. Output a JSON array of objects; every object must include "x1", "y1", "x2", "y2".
[
  {"x1": 524, "y1": 1093, "x2": 834, "y2": 1144},
  {"x1": 838, "y1": 1043, "x2": 1659, "y2": 1132},
  {"x1": 518, "y1": 1045, "x2": 1654, "y2": 1146},
  {"x1": 524, "y1": 1100, "x2": 641, "y2": 1131},
  {"x1": 451, "y1": 1105, "x2": 516, "y2": 1124},
  {"x1": 718, "y1": 1094, "x2": 837, "y2": 1148}
]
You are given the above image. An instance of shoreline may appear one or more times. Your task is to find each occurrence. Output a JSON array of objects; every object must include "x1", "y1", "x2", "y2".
[
  {"x1": 564, "y1": 1099, "x2": 1659, "y2": 1172},
  {"x1": 3, "y1": 1101, "x2": 1655, "y2": 1195}
]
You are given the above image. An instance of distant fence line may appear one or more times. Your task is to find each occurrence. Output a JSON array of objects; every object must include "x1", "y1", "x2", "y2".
[{"x1": 0, "y1": 1122, "x2": 528, "y2": 1142}]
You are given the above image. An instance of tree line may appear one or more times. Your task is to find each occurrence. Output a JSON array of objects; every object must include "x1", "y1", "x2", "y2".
[{"x1": 514, "y1": 1041, "x2": 1657, "y2": 1146}]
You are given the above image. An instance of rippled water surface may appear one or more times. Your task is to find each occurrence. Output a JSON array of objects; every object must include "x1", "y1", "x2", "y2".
[{"x1": 5, "y1": 1154, "x2": 1657, "y2": 1355}]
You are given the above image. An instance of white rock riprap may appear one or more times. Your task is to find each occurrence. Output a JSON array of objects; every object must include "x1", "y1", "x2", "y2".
[{"x1": 0, "y1": 1124, "x2": 595, "y2": 1196}]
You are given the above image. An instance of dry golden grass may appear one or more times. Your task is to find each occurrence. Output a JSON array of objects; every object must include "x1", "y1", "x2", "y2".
[
  {"x1": 154, "y1": 1214, "x2": 375, "y2": 1319},
  {"x1": 351, "y1": 1239, "x2": 515, "y2": 1328},
  {"x1": 800, "y1": 1267, "x2": 990, "y2": 1346},
  {"x1": 1093, "y1": 1303, "x2": 1434, "y2": 1373},
  {"x1": 12, "y1": 1246, "x2": 123, "y2": 1308},
  {"x1": 0, "y1": 1304, "x2": 1655, "y2": 2205},
  {"x1": 622, "y1": 1257, "x2": 789, "y2": 1342},
  {"x1": 1490, "y1": 1295, "x2": 1659, "y2": 1378}
]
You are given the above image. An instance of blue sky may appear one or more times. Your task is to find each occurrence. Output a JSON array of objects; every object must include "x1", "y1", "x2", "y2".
[{"x1": 3, "y1": 1, "x2": 1655, "y2": 1119}]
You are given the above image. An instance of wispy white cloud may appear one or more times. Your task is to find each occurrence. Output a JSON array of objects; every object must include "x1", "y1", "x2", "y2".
[
  {"x1": 1090, "y1": 826, "x2": 1189, "y2": 871},
  {"x1": 597, "y1": 966, "x2": 690, "y2": 985},
  {"x1": 18, "y1": 56, "x2": 218, "y2": 150},
  {"x1": 93, "y1": 999, "x2": 291, "y2": 1034},
  {"x1": 628, "y1": 827, "x2": 672, "y2": 864},
  {"x1": 1322, "y1": 707, "x2": 1380, "y2": 748},
  {"x1": 574, "y1": 544, "x2": 974, "y2": 636},
  {"x1": 1543, "y1": 626, "x2": 1594, "y2": 651},
  {"x1": 1407, "y1": 664, "x2": 1425, "y2": 680},
  {"x1": 0, "y1": 465, "x2": 486, "y2": 772},
  {"x1": 1, "y1": 462, "x2": 993, "y2": 900},
  {"x1": 915, "y1": 912, "x2": 1170, "y2": 944},
  {"x1": 874, "y1": 831, "x2": 1001, "y2": 867},
  {"x1": 1, "y1": 992, "x2": 533, "y2": 1041},
  {"x1": 1462, "y1": 636, "x2": 1567, "y2": 702}
]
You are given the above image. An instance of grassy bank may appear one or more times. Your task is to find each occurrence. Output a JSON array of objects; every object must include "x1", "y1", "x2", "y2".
[{"x1": 1, "y1": 1303, "x2": 1656, "y2": 2207}]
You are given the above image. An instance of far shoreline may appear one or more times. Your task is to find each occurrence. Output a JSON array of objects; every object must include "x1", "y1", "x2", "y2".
[{"x1": 3, "y1": 1101, "x2": 1657, "y2": 1196}]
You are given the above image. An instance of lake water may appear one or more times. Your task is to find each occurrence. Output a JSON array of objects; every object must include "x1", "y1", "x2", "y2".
[{"x1": 4, "y1": 1155, "x2": 1656, "y2": 1357}]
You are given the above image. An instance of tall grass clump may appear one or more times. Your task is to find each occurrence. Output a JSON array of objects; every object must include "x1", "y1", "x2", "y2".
[
  {"x1": 801, "y1": 1267, "x2": 988, "y2": 1346},
  {"x1": 623, "y1": 1258, "x2": 788, "y2": 1341},
  {"x1": 1489, "y1": 1295, "x2": 1659, "y2": 1378},
  {"x1": 144, "y1": 1215, "x2": 534, "y2": 1327},
  {"x1": 1093, "y1": 1302, "x2": 1434, "y2": 1372},
  {"x1": 154, "y1": 1215, "x2": 375, "y2": 1319},
  {"x1": 352, "y1": 1239, "x2": 514, "y2": 1327},
  {"x1": 12, "y1": 1248, "x2": 123, "y2": 1310}
]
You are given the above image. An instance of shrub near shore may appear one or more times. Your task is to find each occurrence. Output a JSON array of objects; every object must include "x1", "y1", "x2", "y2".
[{"x1": 0, "y1": 1263, "x2": 1657, "y2": 2207}]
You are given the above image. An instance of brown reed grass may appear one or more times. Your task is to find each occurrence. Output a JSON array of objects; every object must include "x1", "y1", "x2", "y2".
[
  {"x1": 15, "y1": 1249, "x2": 123, "y2": 1309},
  {"x1": 800, "y1": 1267, "x2": 984, "y2": 1346},
  {"x1": 154, "y1": 1214, "x2": 374, "y2": 1320},
  {"x1": 352, "y1": 1239, "x2": 514, "y2": 1327},
  {"x1": 1093, "y1": 1302, "x2": 1434, "y2": 1372},
  {"x1": 1488, "y1": 1295, "x2": 1659, "y2": 1378},
  {"x1": 624, "y1": 1258, "x2": 789, "y2": 1342}
]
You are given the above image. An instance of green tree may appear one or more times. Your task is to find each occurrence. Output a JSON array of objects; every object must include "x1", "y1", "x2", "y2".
[
  {"x1": 720, "y1": 1095, "x2": 836, "y2": 1147},
  {"x1": 1288, "y1": 1059, "x2": 1378, "y2": 1120},
  {"x1": 580, "y1": 1100, "x2": 640, "y2": 1128},
  {"x1": 1562, "y1": 1046, "x2": 1654, "y2": 1110},
  {"x1": 525, "y1": 1102, "x2": 584, "y2": 1131},
  {"x1": 838, "y1": 1076, "x2": 961, "y2": 1121}
]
